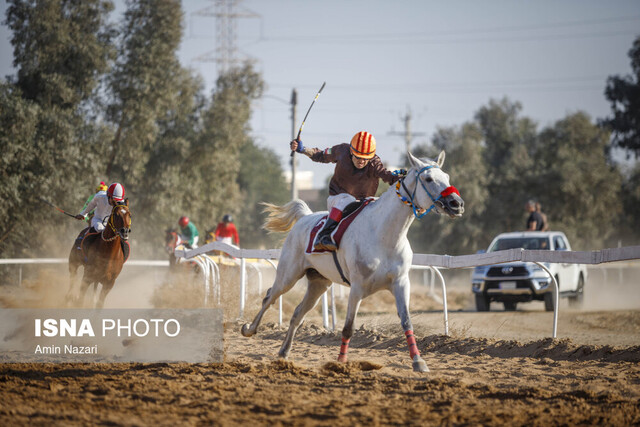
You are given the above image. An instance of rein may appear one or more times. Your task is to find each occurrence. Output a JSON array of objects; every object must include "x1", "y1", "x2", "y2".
[
  {"x1": 101, "y1": 205, "x2": 131, "y2": 242},
  {"x1": 394, "y1": 166, "x2": 460, "y2": 219}
]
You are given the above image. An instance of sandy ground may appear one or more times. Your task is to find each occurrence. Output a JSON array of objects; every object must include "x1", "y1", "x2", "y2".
[{"x1": 0, "y1": 262, "x2": 639, "y2": 425}]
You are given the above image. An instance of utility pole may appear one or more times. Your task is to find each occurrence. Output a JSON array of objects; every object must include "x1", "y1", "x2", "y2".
[
  {"x1": 388, "y1": 106, "x2": 425, "y2": 154},
  {"x1": 290, "y1": 88, "x2": 298, "y2": 200}
]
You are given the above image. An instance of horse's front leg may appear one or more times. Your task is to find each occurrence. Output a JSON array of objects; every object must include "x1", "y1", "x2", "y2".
[
  {"x1": 96, "y1": 280, "x2": 115, "y2": 309},
  {"x1": 393, "y1": 275, "x2": 429, "y2": 373},
  {"x1": 66, "y1": 264, "x2": 79, "y2": 305},
  {"x1": 337, "y1": 287, "x2": 363, "y2": 363},
  {"x1": 77, "y1": 275, "x2": 94, "y2": 308}
]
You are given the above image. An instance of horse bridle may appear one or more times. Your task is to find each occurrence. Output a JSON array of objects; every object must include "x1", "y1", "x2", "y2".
[
  {"x1": 102, "y1": 205, "x2": 132, "y2": 242},
  {"x1": 395, "y1": 165, "x2": 460, "y2": 219}
]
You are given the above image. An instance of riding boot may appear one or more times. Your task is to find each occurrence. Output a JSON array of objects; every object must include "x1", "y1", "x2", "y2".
[
  {"x1": 74, "y1": 227, "x2": 90, "y2": 250},
  {"x1": 314, "y1": 218, "x2": 340, "y2": 251}
]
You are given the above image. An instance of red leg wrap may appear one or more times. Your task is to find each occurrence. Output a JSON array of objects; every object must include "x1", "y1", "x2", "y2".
[
  {"x1": 338, "y1": 337, "x2": 350, "y2": 362},
  {"x1": 405, "y1": 330, "x2": 420, "y2": 359},
  {"x1": 329, "y1": 208, "x2": 343, "y2": 222}
]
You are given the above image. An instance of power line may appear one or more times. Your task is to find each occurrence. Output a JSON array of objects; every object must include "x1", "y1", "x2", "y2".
[
  {"x1": 267, "y1": 76, "x2": 610, "y2": 94},
  {"x1": 257, "y1": 15, "x2": 640, "y2": 44}
]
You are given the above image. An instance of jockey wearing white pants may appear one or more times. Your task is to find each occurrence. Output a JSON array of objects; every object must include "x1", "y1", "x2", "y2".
[
  {"x1": 76, "y1": 182, "x2": 126, "y2": 232},
  {"x1": 73, "y1": 183, "x2": 126, "y2": 248},
  {"x1": 290, "y1": 131, "x2": 402, "y2": 251}
]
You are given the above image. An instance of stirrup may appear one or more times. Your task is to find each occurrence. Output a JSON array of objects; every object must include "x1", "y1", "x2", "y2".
[{"x1": 314, "y1": 235, "x2": 337, "y2": 251}]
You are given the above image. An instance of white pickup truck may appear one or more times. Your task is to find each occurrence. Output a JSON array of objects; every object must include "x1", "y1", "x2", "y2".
[{"x1": 471, "y1": 231, "x2": 587, "y2": 311}]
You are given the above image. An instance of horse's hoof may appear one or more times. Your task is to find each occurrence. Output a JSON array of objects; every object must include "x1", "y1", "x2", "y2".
[
  {"x1": 277, "y1": 349, "x2": 289, "y2": 359},
  {"x1": 412, "y1": 355, "x2": 429, "y2": 373},
  {"x1": 240, "y1": 323, "x2": 254, "y2": 337},
  {"x1": 337, "y1": 354, "x2": 348, "y2": 363}
]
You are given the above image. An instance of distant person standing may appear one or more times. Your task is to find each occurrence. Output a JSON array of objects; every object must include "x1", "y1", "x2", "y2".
[
  {"x1": 214, "y1": 214, "x2": 240, "y2": 247},
  {"x1": 535, "y1": 202, "x2": 549, "y2": 231},
  {"x1": 525, "y1": 200, "x2": 544, "y2": 231}
]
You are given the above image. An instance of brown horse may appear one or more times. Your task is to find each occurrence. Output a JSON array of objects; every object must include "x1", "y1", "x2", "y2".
[
  {"x1": 68, "y1": 202, "x2": 132, "y2": 308},
  {"x1": 164, "y1": 228, "x2": 184, "y2": 268}
]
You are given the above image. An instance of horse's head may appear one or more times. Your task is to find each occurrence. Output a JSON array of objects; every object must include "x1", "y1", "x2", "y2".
[
  {"x1": 110, "y1": 204, "x2": 132, "y2": 241},
  {"x1": 402, "y1": 151, "x2": 465, "y2": 219},
  {"x1": 165, "y1": 229, "x2": 178, "y2": 253}
]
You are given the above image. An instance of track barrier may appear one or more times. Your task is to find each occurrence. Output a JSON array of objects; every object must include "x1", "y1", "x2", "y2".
[{"x1": 3, "y1": 244, "x2": 639, "y2": 339}]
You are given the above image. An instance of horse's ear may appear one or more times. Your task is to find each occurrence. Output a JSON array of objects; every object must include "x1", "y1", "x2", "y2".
[
  {"x1": 407, "y1": 151, "x2": 421, "y2": 168},
  {"x1": 125, "y1": 198, "x2": 129, "y2": 207},
  {"x1": 437, "y1": 151, "x2": 446, "y2": 168}
]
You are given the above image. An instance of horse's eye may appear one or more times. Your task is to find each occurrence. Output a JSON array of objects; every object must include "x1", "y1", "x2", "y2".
[{"x1": 425, "y1": 177, "x2": 433, "y2": 183}]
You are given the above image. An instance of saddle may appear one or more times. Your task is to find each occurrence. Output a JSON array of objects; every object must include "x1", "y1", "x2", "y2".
[
  {"x1": 78, "y1": 230, "x2": 130, "y2": 263},
  {"x1": 305, "y1": 198, "x2": 375, "y2": 254}
]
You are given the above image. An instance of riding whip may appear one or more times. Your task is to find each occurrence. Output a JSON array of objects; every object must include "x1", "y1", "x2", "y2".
[
  {"x1": 38, "y1": 197, "x2": 76, "y2": 218},
  {"x1": 291, "y1": 81, "x2": 326, "y2": 157}
]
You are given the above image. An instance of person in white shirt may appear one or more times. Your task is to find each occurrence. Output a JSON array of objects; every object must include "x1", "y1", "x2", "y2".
[{"x1": 72, "y1": 183, "x2": 126, "y2": 249}]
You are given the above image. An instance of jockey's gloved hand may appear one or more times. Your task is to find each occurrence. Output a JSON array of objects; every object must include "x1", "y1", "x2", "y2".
[
  {"x1": 294, "y1": 139, "x2": 305, "y2": 153},
  {"x1": 393, "y1": 169, "x2": 407, "y2": 177},
  {"x1": 75, "y1": 214, "x2": 85, "y2": 220}
]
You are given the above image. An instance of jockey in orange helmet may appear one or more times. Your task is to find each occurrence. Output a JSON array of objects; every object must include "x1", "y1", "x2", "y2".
[{"x1": 290, "y1": 131, "x2": 402, "y2": 251}]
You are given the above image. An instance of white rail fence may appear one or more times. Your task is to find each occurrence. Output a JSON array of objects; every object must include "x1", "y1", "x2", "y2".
[
  {"x1": 175, "y1": 242, "x2": 640, "y2": 338},
  {"x1": 3, "y1": 244, "x2": 639, "y2": 339}
]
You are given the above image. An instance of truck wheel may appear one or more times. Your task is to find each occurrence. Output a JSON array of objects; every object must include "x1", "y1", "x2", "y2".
[
  {"x1": 568, "y1": 274, "x2": 585, "y2": 308},
  {"x1": 543, "y1": 291, "x2": 555, "y2": 311},
  {"x1": 503, "y1": 301, "x2": 517, "y2": 311},
  {"x1": 475, "y1": 294, "x2": 490, "y2": 312}
]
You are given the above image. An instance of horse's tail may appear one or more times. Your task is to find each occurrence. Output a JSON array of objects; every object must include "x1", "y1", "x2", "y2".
[{"x1": 261, "y1": 199, "x2": 313, "y2": 233}]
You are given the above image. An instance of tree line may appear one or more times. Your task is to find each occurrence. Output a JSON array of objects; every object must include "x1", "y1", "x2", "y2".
[
  {"x1": 0, "y1": 0, "x2": 289, "y2": 261},
  {"x1": 0, "y1": 0, "x2": 638, "y2": 262},
  {"x1": 408, "y1": 35, "x2": 640, "y2": 254}
]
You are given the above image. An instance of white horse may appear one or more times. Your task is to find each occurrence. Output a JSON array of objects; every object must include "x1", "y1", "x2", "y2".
[{"x1": 241, "y1": 151, "x2": 464, "y2": 372}]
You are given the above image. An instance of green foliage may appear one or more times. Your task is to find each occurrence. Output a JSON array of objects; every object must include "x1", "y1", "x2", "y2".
[
  {"x1": 410, "y1": 100, "x2": 627, "y2": 254},
  {"x1": 1, "y1": 1, "x2": 637, "y2": 263},
  {"x1": 236, "y1": 140, "x2": 290, "y2": 248},
  {"x1": 408, "y1": 122, "x2": 490, "y2": 254},
  {"x1": 602, "y1": 35, "x2": 640, "y2": 158},
  {"x1": 536, "y1": 112, "x2": 622, "y2": 249},
  {"x1": 1, "y1": 1, "x2": 289, "y2": 260},
  {"x1": 620, "y1": 164, "x2": 640, "y2": 244},
  {"x1": 6, "y1": 0, "x2": 116, "y2": 108},
  {"x1": 2, "y1": 0, "x2": 116, "y2": 258},
  {"x1": 104, "y1": 0, "x2": 184, "y2": 183},
  {"x1": 474, "y1": 97, "x2": 537, "y2": 234}
]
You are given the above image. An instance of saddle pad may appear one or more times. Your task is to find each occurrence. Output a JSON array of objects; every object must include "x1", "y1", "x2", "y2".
[
  {"x1": 305, "y1": 198, "x2": 375, "y2": 254},
  {"x1": 81, "y1": 232, "x2": 130, "y2": 263}
]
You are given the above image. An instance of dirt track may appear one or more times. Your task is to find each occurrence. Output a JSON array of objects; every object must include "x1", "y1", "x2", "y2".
[{"x1": 0, "y1": 266, "x2": 639, "y2": 425}]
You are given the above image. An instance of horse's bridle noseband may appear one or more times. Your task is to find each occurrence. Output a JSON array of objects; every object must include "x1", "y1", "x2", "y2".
[
  {"x1": 395, "y1": 165, "x2": 460, "y2": 219},
  {"x1": 101, "y1": 205, "x2": 132, "y2": 241}
]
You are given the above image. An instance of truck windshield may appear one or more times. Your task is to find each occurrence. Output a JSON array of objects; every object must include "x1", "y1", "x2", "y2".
[{"x1": 489, "y1": 237, "x2": 550, "y2": 252}]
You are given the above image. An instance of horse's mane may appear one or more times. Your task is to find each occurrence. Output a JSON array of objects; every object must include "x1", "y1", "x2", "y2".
[{"x1": 261, "y1": 200, "x2": 313, "y2": 234}]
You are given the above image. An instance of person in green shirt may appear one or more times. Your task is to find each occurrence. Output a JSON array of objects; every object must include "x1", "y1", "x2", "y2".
[
  {"x1": 178, "y1": 216, "x2": 199, "y2": 248},
  {"x1": 81, "y1": 181, "x2": 108, "y2": 223}
]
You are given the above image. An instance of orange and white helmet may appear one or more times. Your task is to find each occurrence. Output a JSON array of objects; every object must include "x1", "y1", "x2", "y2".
[
  {"x1": 107, "y1": 182, "x2": 125, "y2": 201},
  {"x1": 350, "y1": 131, "x2": 376, "y2": 159}
]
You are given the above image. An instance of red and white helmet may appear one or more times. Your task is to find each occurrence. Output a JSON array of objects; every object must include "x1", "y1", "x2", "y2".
[
  {"x1": 107, "y1": 182, "x2": 125, "y2": 201},
  {"x1": 179, "y1": 216, "x2": 189, "y2": 227}
]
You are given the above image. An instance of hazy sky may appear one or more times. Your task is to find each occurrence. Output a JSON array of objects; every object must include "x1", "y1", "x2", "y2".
[{"x1": 2, "y1": 0, "x2": 639, "y2": 187}]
